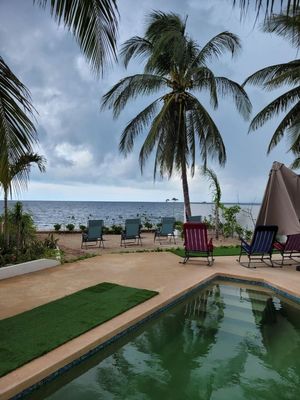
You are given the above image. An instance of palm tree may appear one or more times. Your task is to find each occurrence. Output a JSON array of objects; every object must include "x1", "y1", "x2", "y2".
[
  {"x1": 102, "y1": 11, "x2": 251, "y2": 217},
  {"x1": 243, "y1": 8, "x2": 300, "y2": 169},
  {"x1": 0, "y1": 153, "x2": 46, "y2": 246},
  {"x1": 202, "y1": 167, "x2": 222, "y2": 239}
]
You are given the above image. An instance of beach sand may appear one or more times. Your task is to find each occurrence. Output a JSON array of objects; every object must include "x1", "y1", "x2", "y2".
[{"x1": 37, "y1": 231, "x2": 240, "y2": 262}]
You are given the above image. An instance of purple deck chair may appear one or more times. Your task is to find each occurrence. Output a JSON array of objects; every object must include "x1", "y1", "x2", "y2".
[
  {"x1": 274, "y1": 233, "x2": 300, "y2": 266},
  {"x1": 182, "y1": 223, "x2": 214, "y2": 266},
  {"x1": 238, "y1": 225, "x2": 278, "y2": 268}
]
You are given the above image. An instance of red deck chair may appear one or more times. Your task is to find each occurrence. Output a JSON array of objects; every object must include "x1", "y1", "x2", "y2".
[
  {"x1": 274, "y1": 233, "x2": 300, "y2": 266},
  {"x1": 182, "y1": 223, "x2": 214, "y2": 265}
]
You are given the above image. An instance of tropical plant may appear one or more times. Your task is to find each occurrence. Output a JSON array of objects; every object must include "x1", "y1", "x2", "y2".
[
  {"x1": 110, "y1": 224, "x2": 123, "y2": 234},
  {"x1": 221, "y1": 204, "x2": 242, "y2": 238},
  {"x1": 243, "y1": 7, "x2": 300, "y2": 169},
  {"x1": 0, "y1": 152, "x2": 46, "y2": 246},
  {"x1": 79, "y1": 224, "x2": 87, "y2": 232},
  {"x1": 102, "y1": 11, "x2": 251, "y2": 217},
  {"x1": 66, "y1": 223, "x2": 75, "y2": 232},
  {"x1": 43, "y1": 233, "x2": 59, "y2": 249},
  {"x1": 53, "y1": 223, "x2": 61, "y2": 231},
  {"x1": 0, "y1": 203, "x2": 59, "y2": 266},
  {"x1": 202, "y1": 167, "x2": 222, "y2": 239}
]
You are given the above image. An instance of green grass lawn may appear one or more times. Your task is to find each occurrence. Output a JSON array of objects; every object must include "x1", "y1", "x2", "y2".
[
  {"x1": 0, "y1": 282, "x2": 158, "y2": 377},
  {"x1": 170, "y1": 245, "x2": 241, "y2": 258}
]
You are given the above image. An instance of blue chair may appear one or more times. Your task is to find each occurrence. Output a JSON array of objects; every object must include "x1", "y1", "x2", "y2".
[
  {"x1": 238, "y1": 225, "x2": 278, "y2": 268},
  {"x1": 81, "y1": 220, "x2": 104, "y2": 249},
  {"x1": 120, "y1": 219, "x2": 142, "y2": 247},
  {"x1": 187, "y1": 215, "x2": 202, "y2": 223},
  {"x1": 154, "y1": 217, "x2": 176, "y2": 244}
]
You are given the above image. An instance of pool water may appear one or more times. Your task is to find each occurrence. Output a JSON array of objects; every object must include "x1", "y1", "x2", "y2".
[{"x1": 29, "y1": 282, "x2": 300, "y2": 400}]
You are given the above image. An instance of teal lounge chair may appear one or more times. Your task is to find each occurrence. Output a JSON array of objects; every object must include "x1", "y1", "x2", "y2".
[
  {"x1": 81, "y1": 220, "x2": 104, "y2": 249},
  {"x1": 121, "y1": 218, "x2": 142, "y2": 247},
  {"x1": 154, "y1": 217, "x2": 176, "y2": 244}
]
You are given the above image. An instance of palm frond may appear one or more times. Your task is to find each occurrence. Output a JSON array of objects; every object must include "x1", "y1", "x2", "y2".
[
  {"x1": 187, "y1": 95, "x2": 226, "y2": 166},
  {"x1": 139, "y1": 96, "x2": 174, "y2": 176},
  {"x1": 263, "y1": 8, "x2": 300, "y2": 47},
  {"x1": 287, "y1": 118, "x2": 300, "y2": 152},
  {"x1": 8, "y1": 153, "x2": 46, "y2": 196},
  {"x1": 0, "y1": 57, "x2": 37, "y2": 170},
  {"x1": 264, "y1": 62, "x2": 300, "y2": 89},
  {"x1": 145, "y1": 11, "x2": 186, "y2": 40},
  {"x1": 101, "y1": 74, "x2": 168, "y2": 117},
  {"x1": 215, "y1": 77, "x2": 252, "y2": 119},
  {"x1": 290, "y1": 156, "x2": 300, "y2": 169},
  {"x1": 120, "y1": 36, "x2": 152, "y2": 68},
  {"x1": 119, "y1": 98, "x2": 161, "y2": 155},
  {"x1": 201, "y1": 166, "x2": 222, "y2": 205},
  {"x1": 196, "y1": 32, "x2": 241, "y2": 65},
  {"x1": 35, "y1": 0, "x2": 119, "y2": 75},
  {"x1": 243, "y1": 62, "x2": 298, "y2": 86},
  {"x1": 249, "y1": 86, "x2": 300, "y2": 131},
  {"x1": 232, "y1": 0, "x2": 300, "y2": 20},
  {"x1": 267, "y1": 102, "x2": 300, "y2": 151},
  {"x1": 190, "y1": 66, "x2": 218, "y2": 109}
]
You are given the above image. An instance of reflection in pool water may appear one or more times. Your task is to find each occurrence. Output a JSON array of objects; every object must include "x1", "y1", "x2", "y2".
[{"x1": 29, "y1": 282, "x2": 300, "y2": 400}]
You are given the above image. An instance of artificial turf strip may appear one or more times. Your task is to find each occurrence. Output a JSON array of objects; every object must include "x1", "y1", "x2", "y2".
[
  {"x1": 0, "y1": 282, "x2": 158, "y2": 377},
  {"x1": 170, "y1": 245, "x2": 242, "y2": 258}
]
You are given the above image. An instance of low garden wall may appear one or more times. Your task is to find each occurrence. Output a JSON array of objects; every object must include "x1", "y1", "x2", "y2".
[{"x1": 0, "y1": 259, "x2": 60, "y2": 280}]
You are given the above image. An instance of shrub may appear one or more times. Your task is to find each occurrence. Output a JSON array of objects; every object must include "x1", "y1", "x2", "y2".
[
  {"x1": 53, "y1": 223, "x2": 61, "y2": 231},
  {"x1": 66, "y1": 223, "x2": 75, "y2": 232},
  {"x1": 102, "y1": 226, "x2": 110, "y2": 234},
  {"x1": 79, "y1": 224, "x2": 87, "y2": 232},
  {"x1": 43, "y1": 233, "x2": 59, "y2": 249},
  {"x1": 175, "y1": 220, "x2": 183, "y2": 232},
  {"x1": 144, "y1": 221, "x2": 153, "y2": 230},
  {"x1": 221, "y1": 205, "x2": 242, "y2": 238},
  {"x1": 110, "y1": 224, "x2": 123, "y2": 234}
]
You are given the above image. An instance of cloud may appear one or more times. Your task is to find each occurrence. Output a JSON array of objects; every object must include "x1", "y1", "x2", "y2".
[{"x1": 0, "y1": 0, "x2": 296, "y2": 202}]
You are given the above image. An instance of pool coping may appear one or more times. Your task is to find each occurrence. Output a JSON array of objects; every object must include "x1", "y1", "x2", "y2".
[{"x1": 3, "y1": 270, "x2": 300, "y2": 400}]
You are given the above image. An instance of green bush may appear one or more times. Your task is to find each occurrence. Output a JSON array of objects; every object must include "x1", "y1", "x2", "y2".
[
  {"x1": 66, "y1": 223, "x2": 75, "y2": 232},
  {"x1": 79, "y1": 224, "x2": 87, "y2": 232},
  {"x1": 220, "y1": 205, "x2": 242, "y2": 238},
  {"x1": 53, "y1": 223, "x2": 61, "y2": 231},
  {"x1": 0, "y1": 202, "x2": 61, "y2": 268},
  {"x1": 143, "y1": 221, "x2": 153, "y2": 230},
  {"x1": 110, "y1": 224, "x2": 123, "y2": 234}
]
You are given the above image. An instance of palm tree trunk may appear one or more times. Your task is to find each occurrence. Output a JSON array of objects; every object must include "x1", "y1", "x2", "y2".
[
  {"x1": 181, "y1": 161, "x2": 191, "y2": 218},
  {"x1": 4, "y1": 188, "x2": 9, "y2": 248}
]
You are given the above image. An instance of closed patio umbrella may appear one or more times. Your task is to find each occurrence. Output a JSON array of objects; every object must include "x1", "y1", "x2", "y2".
[{"x1": 256, "y1": 162, "x2": 300, "y2": 236}]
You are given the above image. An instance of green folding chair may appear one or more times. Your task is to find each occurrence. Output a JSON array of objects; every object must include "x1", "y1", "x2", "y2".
[
  {"x1": 81, "y1": 220, "x2": 104, "y2": 249},
  {"x1": 120, "y1": 218, "x2": 142, "y2": 247},
  {"x1": 154, "y1": 217, "x2": 176, "y2": 244}
]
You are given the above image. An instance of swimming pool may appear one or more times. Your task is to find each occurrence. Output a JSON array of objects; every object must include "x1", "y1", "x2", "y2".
[{"x1": 27, "y1": 281, "x2": 300, "y2": 399}]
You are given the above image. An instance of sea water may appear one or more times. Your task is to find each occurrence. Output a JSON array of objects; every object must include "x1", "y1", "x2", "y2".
[{"x1": 0, "y1": 201, "x2": 260, "y2": 231}]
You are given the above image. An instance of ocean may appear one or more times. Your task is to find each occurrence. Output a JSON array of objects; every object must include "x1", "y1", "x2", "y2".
[{"x1": 0, "y1": 201, "x2": 261, "y2": 231}]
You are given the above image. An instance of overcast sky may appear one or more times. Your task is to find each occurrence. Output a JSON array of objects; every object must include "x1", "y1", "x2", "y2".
[{"x1": 0, "y1": 0, "x2": 297, "y2": 202}]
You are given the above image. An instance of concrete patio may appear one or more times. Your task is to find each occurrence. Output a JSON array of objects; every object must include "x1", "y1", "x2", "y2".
[{"x1": 1, "y1": 251, "x2": 300, "y2": 399}]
